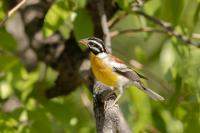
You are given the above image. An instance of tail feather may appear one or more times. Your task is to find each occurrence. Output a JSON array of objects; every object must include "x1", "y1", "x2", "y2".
[
  {"x1": 133, "y1": 81, "x2": 165, "y2": 101},
  {"x1": 142, "y1": 86, "x2": 165, "y2": 101}
]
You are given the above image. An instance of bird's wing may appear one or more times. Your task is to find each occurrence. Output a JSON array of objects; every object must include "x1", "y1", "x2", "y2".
[
  {"x1": 107, "y1": 54, "x2": 147, "y2": 81},
  {"x1": 132, "y1": 69, "x2": 148, "y2": 80},
  {"x1": 107, "y1": 54, "x2": 165, "y2": 101}
]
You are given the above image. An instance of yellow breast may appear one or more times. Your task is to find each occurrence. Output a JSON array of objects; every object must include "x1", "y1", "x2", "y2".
[{"x1": 90, "y1": 53, "x2": 118, "y2": 87}]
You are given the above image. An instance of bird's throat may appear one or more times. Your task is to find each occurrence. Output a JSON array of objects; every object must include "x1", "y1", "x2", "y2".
[{"x1": 96, "y1": 52, "x2": 108, "y2": 59}]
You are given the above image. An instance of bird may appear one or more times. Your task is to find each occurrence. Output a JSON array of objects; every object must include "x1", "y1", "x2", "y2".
[{"x1": 79, "y1": 37, "x2": 164, "y2": 108}]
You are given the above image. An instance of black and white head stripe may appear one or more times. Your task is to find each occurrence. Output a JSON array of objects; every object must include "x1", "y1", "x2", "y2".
[{"x1": 87, "y1": 37, "x2": 107, "y2": 54}]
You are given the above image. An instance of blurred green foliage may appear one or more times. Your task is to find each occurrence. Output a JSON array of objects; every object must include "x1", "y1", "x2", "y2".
[
  {"x1": 0, "y1": 0, "x2": 200, "y2": 133},
  {"x1": 0, "y1": 1, "x2": 5, "y2": 21}
]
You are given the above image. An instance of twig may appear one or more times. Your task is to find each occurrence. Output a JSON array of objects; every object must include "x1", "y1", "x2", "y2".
[
  {"x1": 8, "y1": 0, "x2": 27, "y2": 17},
  {"x1": 97, "y1": 0, "x2": 112, "y2": 52},
  {"x1": 93, "y1": 81, "x2": 131, "y2": 133},
  {"x1": 110, "y1": 27, "x2": 166, "y2": 38},
  {"x1": 108, "y1": 12, "x2": 128, "y2": 29},
  {"x1": 132, "y1": 7, "x2": 200, "y2": 48},
  {"x1": 192, "y1": 33, "x2": 200, "y2": 40},
  {"x1": 0, "y1": 0, "x2": 27, "y2": 27},
  {"x1": 134, "y1": 0, "x2": 144, "y2": 7}
]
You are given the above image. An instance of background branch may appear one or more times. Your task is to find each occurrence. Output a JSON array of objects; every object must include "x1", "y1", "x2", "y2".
[
  {"x1": 110, "y1": 27, "x2": 166, "y2": 38},
  {"x1": 97, "y1": 0, "x2": 112, "y2": 52},
  {"x1": 132, "y1": 7, "x2": 200, "y2": 47},
  {"x1": 192, "y1": 33, "x2": 200, "y2": 40},
  {"x1": 0, "y1": 0, "x2": 27, "y2": 27},
  {"x1": 108, "y1": 12, "x2": 128, "y2": 29}
]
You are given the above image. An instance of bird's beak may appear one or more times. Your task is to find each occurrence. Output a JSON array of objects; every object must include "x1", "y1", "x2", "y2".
[{"x1": 79, "y1": 39, "x2": 88, "y2": 46}]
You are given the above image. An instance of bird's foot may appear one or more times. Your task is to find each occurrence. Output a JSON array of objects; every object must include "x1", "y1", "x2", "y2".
[{"x1": 104, "y1": 94, "x2": 122, "y2": 111}]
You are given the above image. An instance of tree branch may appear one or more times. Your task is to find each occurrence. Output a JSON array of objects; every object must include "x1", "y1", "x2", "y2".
[
  {"x1": 110, "y1": 27, "x2": 166, "y2": 38},
  {"x1": 0, "y1": 0, "x2": 27, "y2": 27},
  {"x1": 97, "y1": 0, "x2": 112, "y2": 52},
  {"x1": 108, "y1": 12, "x2": 128, "y2": 29},
  {"x1": 87, "y1": 0, "x2": 132, "y2": 132},
  {"x1": 93, "y1": 81, "x2": 131, "y2": 133},
  {"x1": 133, "y1": 0, "x2": 145, "y2": 7},
  {"x1": 192, "y1": 33, "x2": 200, "y2": 40},
  {"x1": 132, "y1": 7, "x2": 200, "y2": 47}
]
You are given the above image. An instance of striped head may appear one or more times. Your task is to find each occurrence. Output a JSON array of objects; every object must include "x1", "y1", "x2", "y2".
[{"x1": 79, "y1": 37, "x2": 107, "y2": 55}]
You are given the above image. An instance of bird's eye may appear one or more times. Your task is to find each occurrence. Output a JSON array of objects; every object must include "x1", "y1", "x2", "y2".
[{"x1": 89, "y1": 42, "x2": 94, "y2": 46}]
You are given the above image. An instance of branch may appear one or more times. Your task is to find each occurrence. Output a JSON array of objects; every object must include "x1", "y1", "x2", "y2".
[
  {"x1": 93, "y1": 81, "x2": 131, "y2": 133},
  {"x1": 132, "y1": 7, "x2": 200, "y2": 48},
  {"x1": 133, "y1": 0, "x2": 145, "y2": 7},
  {"x1": 87, "y1": 1, "x2": 132, "y2": 132},
  {"x1": 192, "y1": 33, "x2": 200, "y2": 40},
  {"x1": 97, "y1": 0, "x2": 112, "y2": 52},
  {"x1": 0, "y1": 0, "x2": 27, "y2": 27},
  {"x1": 110, "y1": 27, "x2": 166, "y2": 38},
  {"x1": 108, "y1": 12, "x2": 128, "y2": 29}
]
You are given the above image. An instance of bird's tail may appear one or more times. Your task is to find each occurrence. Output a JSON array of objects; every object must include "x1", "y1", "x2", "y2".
[
  {"x1": 142, "y1": 86, "x2": 165, "y2": 100},
  {"x1": 133, "y1": 81, "x2": 165, "y2": 101}
]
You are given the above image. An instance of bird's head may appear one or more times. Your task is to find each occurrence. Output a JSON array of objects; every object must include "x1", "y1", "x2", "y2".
[{"x1": 79, "y1": 37, "x2": 107, "y2": 55}]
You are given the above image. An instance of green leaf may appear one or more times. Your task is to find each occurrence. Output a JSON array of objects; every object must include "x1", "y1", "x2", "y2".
[
  {"x1": 0, "y1": 1, "x2": 5, "y2": 21},
  {"x1": 160, "y1": 0, "x2": 184, "y2": 25},
  {"x1": 43, "y1": 0, "x2": 70, "y2": 37},
  {"x1": 0, "y1": 113, "x2": 18, "y2": 132},
  {"x1": 44, "y1": 101, "x2": 70, "y2": 123},
  {"x1": 76, "y1": 0, "x2": 87, "y2": 8},
  {"x1": 193, "y1": 3, "x2": 200, "y2": 25},
  {"x1": 0, "y1": 55, "x2": 24, "y2": 81},
  {"x1": 180, "y1": 0, "x2": 200, "y2": 29},
  {"x1": 74, "y1": 9, "x2": 94, "y2": 40},
  {"x1": 28, "y1": 108, "x2": 52, "y2": 133},
  {"x1": 116, "y1": 0, "x2": 132, "y2": 10},
  {"x1": 0, "y1": 55, "x2": 18, "y2": 71},
  {"x1": 144, "y1": 0, "x2": 161, "y2": 15},
  {"x1": 152, "y1": 110, "x2": 167, "y2": 133},
  {"x1": 59, "y1": 12, "x2": 76, "y2": 39},
  {"x1": 0, "y1": 28, "x2": 16, "y2": 52},
  {"x1": 128, "y1": 86, "x2": 151, "y2": 132}
]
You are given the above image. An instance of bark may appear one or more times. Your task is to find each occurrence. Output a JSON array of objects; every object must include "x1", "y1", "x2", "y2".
[{"x1": 93, "y1": 81, "x2": 131, "y2": 133}]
